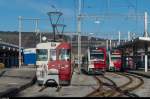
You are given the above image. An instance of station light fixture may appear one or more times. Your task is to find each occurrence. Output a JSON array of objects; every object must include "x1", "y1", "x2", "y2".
[
  {"x1": 94, "y1": 20, "x2": 100, "y2": 24},
  {"x1": 47, "y1": 12, "x2": 63, "y2": 25}
]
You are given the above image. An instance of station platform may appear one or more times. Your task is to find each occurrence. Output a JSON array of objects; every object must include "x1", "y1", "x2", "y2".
[
  {"x1": 127, "y1": 68, "x2": 150, "y2": 78},
  {"x1": 0, "y1": 66, "x2": 36, "y2": 97}
]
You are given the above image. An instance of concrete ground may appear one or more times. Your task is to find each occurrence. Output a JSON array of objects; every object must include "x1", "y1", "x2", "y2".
[
  {"x1": 128, "y1": 69, "x2": 150, "y2": 78},
  {"x1": 1, "y1": 66, "x2": 150, "y2": 97},
  {"x1": 16, "y1": 70, "x2": 99, "y2": 97},
  {"x1": 132, "y1": 77, "x2": 150, "y2": 97},
  {"x1": 127, "y1": 69, "x2": 150, "y2": 97},
  {"x1": 0, "y1": 66, "x2": 36, "y2": 97}
]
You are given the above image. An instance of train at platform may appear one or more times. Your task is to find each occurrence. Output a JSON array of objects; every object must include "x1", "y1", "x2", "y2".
[
  {"x1": 36, "y1": 41, "x2": 72, "y2": 86},
  {"x1": 81, "y1": 47, "x2": 107, "y2": 74},
  {"x1": 81, "y1": 46, "x2": 125, "y2": 74},
  {"x1": 108, "y1": 49, "x2": 122, "y2": 71}
]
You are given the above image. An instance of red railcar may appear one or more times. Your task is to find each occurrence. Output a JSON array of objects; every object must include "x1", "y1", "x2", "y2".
[
  {"x1": 109, "y1": 49, "x2": 122, "y2": 71},
  {"x1": 48, "y1": 42, "x2": 72, "y2": 85},
  {"x1": 36, "y1": 41, "x2": 72, "y2": 86},
  {"x1": 81, "y1": 47, "x2": 107, "y2": 74}
]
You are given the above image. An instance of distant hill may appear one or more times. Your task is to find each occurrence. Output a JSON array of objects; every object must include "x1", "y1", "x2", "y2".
[
  {"x1": 0, "y1": 31, "x2": 66, "y2": 48},
  {"x1": 0, "y1": 31, "x2": 121, "y2": 57},
  {"x1": 0, "y1": 31, "x2": 107, "y2": 48},
  {"x1": 0, "y1": 31, "x2": 37, "y2": 48}
]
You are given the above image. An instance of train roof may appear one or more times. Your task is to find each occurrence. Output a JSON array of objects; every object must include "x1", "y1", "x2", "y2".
[
  {"x1": 56, "y1": 42, "x2": 71, "y2": 49},
  {"x1": 36, "y1": 42, "x2": 61, "y2": 49}
]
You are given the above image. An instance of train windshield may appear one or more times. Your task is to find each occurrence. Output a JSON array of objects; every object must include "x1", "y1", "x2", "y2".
[
  {"x1": 36, "y1": 49, "x2": 48, "y2": 61},
  {"x1": 50, "y1": 49, "x2": 56, "y2": 61},
  {"x1": 59, "y1": 49, "x2": 71, "y2": 61},
  {"x1": 111, "y1": 57, "x2": 121, "y2": 61},
  {"x1": 90, "y1": 53, "x2": 104, "y2": 60}
]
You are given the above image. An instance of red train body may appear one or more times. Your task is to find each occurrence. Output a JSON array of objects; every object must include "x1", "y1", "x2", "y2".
[
  {"x1": 109, "y1": 49, "x2": 122, "y2": 71},
  {"x1": 48, "y1": 42, "x2": 72, "y2": 85},
  {"x1": 36, "y1": 42, "x2": 72, "y2": 86},
  {"x1": 81, "y1": 47, "x2": 107, "y2": 74}
]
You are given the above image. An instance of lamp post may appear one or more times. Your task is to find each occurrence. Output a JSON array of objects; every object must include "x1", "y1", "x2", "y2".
[
  {"x1": 47, "y1": 12, "x2": 63, "y2": 41},
  {"x1": 88, "y1": 33, "x2": 94, "y2": 47},
  {"x1": 18, "y1": 16, "x2": 22, "y2": 68}
]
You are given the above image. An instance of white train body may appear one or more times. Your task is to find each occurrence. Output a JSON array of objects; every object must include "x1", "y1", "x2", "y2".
[{"x1": 36, "y1": 42, "x2": 60, "y2": 85}]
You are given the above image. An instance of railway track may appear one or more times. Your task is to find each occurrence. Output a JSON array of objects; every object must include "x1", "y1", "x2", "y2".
[
  {"x1": 86, "y1": 76, "x2": 103, "y2": 97},
  {"x1": 115, "y1": 73, "x2": 144, "y2": 97},
  {"x1": 86, "y1": 72, "x2": 144, "y2": 97}
]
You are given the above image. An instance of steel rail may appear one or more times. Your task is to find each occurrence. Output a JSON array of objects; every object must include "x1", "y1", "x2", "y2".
[
  {"x1": 106, "y1": 72, "x2": 143, "y2": 97},
  {"x1": 116, "y1": 73, "x2": 144, "y2": 97},
  {"x1": 86, "y1": 72, "x2": 144, "y2": 97},
  {"x1": 86, "y1": 76, "x2": 103, "y2": 97}
]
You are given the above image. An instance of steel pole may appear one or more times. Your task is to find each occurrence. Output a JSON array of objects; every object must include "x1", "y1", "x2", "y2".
[
  {"x1": 106, "y1": 40, "x2": 108, "y2": 51},
  {"x1": 118, "y1": 31, "x2": 121, "y2": 45},
  {"x1": 53, "y1": 25, "x2": 56, "y2": 41},
  {"x1": 128, "y1": 31, "x2": 130, "y2": 41},
  {"x1": 40, "y1": 32, "x2": 42, "y2": 43},
  {"x1": 109, "y1": 39, "x2": 112, "y2": 50},
  {"x1": 77, "y1": 0, "x2": 82, "y2": 74},
  {"x1": 144, "y1": 12, "x2": 148, "y2": 37},
  {"x1": 18, "y1": 16, "x2": 22, "y2": 68},
  {"x1": 35, "y1": 19, "x2": 38, "y2": 33}
]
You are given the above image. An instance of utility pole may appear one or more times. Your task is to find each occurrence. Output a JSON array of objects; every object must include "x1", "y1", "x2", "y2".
[
  {"x1": 18, "y1": 16, "x2": 22, "y2": 68},
  {"x1": 18, "y1": 17, "x2": 40, "y2": 68},
  {"x1": 128, "y1": 31, "x2": 131, "y2": 41},
  {"x1": 143, "y1": 12, "x2": 148, "y2": 72},
  {"x1": 40, "y1": 32, "x2": 42, "y2": 43},
  {"x1": 109, "y1": 39, "x2": 112, "y2": 50},
  {"x1": 77, "y1": 0, "x2": 82, "y2": 74},
  {"x1": 106, "y1": 40, "x2": 108, "y2": 51},
  {"x1": 144, "y1": 12, "x2": 148, "y2": 37},
  {"x1": 37, "y1": 29, "x2": 41, "y2": 43},
  {"x1": 35, "y1": 19, "x2": 39, "y2": 33},
  {"x1": 118, "y1": 31, "x2": 121, "y2": 45}
]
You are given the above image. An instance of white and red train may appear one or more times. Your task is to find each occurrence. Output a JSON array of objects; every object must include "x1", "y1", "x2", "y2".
[
  {"x1": 36, "y1": 41, "x2": 72, "y2": 86},
  {"x1": 81, "y1": 47, "x2": 107, "y2": 74},
  {"x1": 108, "y1": 49, "x2": 122, "y2": 71}
]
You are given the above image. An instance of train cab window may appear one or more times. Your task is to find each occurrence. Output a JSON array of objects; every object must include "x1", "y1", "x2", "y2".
[
  {"x1": 59, "y1": 49, "x2": 71, "y2": 61},
  {"x1": 50, "y1": 49, "x2": 56, "y2": 61},
  {"x1": 90, "y1": 53, "x2": 104, "y2": 60},
  {"x1": 36, "y1": 49, "x2": 48, "y2": 61},
  {"x1": 111, "y1": 57, "x2": 121, "y2": 61}
]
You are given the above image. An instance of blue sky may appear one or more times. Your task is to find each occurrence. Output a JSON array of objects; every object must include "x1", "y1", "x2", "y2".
[{"x1": 0, "y1": 0, "x2": 150, "y2": 39}]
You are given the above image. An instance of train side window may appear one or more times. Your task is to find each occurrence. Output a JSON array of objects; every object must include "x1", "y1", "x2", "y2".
[
  {"x1": 59, "y1": 49, "x2": 71, "y2": 61},
  {"x1": 50, "y1": 49, "x2": 56, "y2": 61},
  {"x1": 36, "y1": 49, "x2": 48, "y2": 61}
]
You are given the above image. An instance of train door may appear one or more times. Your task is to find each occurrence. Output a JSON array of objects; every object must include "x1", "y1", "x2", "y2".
[{"x1": 81, "y1": 55, "x2": 88, "y2": 72}]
